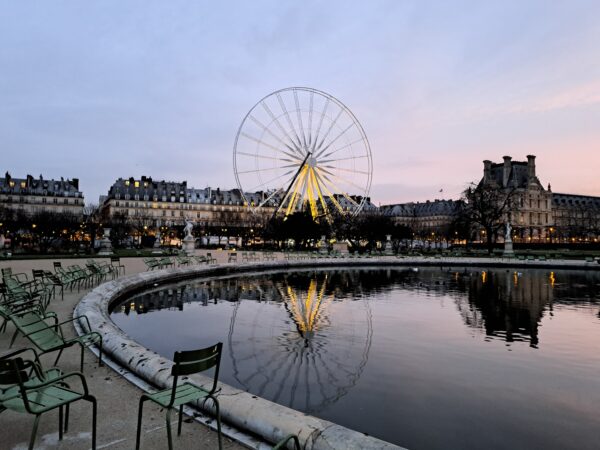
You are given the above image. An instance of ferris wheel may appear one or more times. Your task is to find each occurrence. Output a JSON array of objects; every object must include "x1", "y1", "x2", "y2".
[{"x1": 233, "y1": 87, "x2": 373, "y2": 220}]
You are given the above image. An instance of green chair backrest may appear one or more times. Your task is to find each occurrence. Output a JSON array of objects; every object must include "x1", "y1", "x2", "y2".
[
  {"x1": 0, "y1": 357, "x2": 31, "y2": 386},
  {"x1": 171, "y1": 342, "x2": 222, "y2": 398}
]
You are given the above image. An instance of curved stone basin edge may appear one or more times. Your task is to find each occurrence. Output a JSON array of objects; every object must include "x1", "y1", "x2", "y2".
[{"x1": 74, "y1": 257, "x2": 597, "y2": 449}]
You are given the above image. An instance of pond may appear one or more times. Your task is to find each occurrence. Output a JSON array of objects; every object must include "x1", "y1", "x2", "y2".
[{"x1": 110, "y1": 267, "x2": 600, "y2": 450}]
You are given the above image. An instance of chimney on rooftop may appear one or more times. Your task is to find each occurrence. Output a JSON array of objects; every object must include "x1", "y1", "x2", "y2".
[
  {"x1": 71, "y1": 178, "x2": 79, "y2": 190},
  {"x1": 502, "y1": 156, "x2": 512, "y2": 187},
  {"x1": 527, "y1": 155, "x2": 536, "y2": 179},
  {"x1": 483, "y1": 160, "x2": 492, "y2": 182}
]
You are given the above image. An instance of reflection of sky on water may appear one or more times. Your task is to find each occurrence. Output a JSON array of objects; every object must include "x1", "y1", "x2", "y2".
[{"x1": 111, "y1": 268, "x2": 600, "y2": 450}]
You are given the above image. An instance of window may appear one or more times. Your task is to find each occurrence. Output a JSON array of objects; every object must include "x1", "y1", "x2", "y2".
[
  {"x1": 20, "y1": 181, "x2": 26, "y2": 188},
  {"x1": 53, "y1": 198, "x2": 58, "y2": 204},
  {"x1": 42, "y1": 198, "x2": 47, "y2": 204},
  {"x1": 63, "y1": 199, "x2": 68, "y2": 204},
  {"x1": 134, "y1": 181, "x2": 140, "y2": 188},
  {"x1": 125, "y1": 180, "x2": 130, "y2": 186}
]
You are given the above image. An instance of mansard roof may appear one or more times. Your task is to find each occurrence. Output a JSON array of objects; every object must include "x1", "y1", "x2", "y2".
[
  {"x1": 381, "y1": 199, "x2": 462, "y2": 217},
  {"x1": 0, "y1": 172, "x2": 82, "y2": 197},
  {"x1": 552, "y1": 192, "x2": 600, "y2": 209},
  {"x1": 488, "y1": 161, "x2": 530, "y2": 188}
]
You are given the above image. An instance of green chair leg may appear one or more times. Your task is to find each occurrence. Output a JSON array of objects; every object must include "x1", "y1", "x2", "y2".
[
  {"x1": 65, "y1": 403, "x2": 70, "y2": 433},
  {"x1": 178, "y1": 404, "x2": 184, "y2": 435},
  {"x1": 135, "y1": 396, "x2": 147, "y2": 450},
  {"x1": 59, "y1": 406, "x2": 64, "y2": 440},
  {"x1": 53, "y1": 348, "x2": 64, "y2": 367},
  {"x1": 166, "y1": 408, "x2": 173, "y2": 450},
  {"x1": 89, "y1": 395, "x2": 97, "y2": 450},
  {"x1": 213, "y1": 396, "x2": 223, "y2": 450},
  {"x1": 29, "y1": 415, "x2": 41, "y2": 450}
]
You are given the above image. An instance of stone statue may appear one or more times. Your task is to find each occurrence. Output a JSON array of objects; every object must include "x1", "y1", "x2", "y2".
[
  {"x1": 183, "y1": 220, "x2": 194, "y2": 238},
  {"x1": 503, "y1": 221, "x2": 515, "y2": 257}
]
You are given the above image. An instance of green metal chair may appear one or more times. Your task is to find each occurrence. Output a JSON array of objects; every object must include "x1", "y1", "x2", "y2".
[
  {"x1": 0, "y1": 355, "x2": 97, "y2": 450},
  {"x1": 135, "y1": 342, "x2": 223, "y2": 450},
  {"x1": 110, "y1": 256, "x2": 126, "y2": 276},
  {"x1": 273, "y1": 434, "x2": 301, "y2": 450},
  {"x1": 11, "y1": 312, "x2": 102, "y2": 372}
]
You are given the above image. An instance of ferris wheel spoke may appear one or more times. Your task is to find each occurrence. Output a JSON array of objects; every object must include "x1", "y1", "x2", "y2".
[
  {"x1": 321, "y1": 165, "x2": 370, "y2": 176},
  {"x1": 248, "y1": 114, "x2": 300, "y2": 156},
  {"x1": 246, "y1": 169, "x2": 295, "y2": 192},
  {"x1": 286, "y1": 167, "x2": 309, "y2": 216},
  {"x1": 260, "y1": 101, "x2": 304, "y2": 156},
  {"x1": 236, "y1": 150, "x2": 296, "y2": 163},
  {"x1": 257, "y1": 188, "x2": 283, "y2": 208},
  {"x1": 293, "y1": 89, "x2": 307, "y2": 149},
  {"x1": 276, "y1": 92, "x2": 303, "y2": 150},
  {"x1": 237, "y1": 164, "x2": 298, "y2": 175},
  {"x1": 318, "y1": 136, "x2": 366, "y2": 160},
  {"x1": 280, "y1": 170, "x2": 303, "y2": 217},
  {"x1": 314, "y1": 121, "x2": 355, "y2": 159},
  {"x1": 312, "y1": 170, "x2": 347, "y2": 215},
  {"x1": 318, "y1": 167, "x2": 366, "y2": 194},
  {"x1": 310, "y1": 168, "x2": 331, "y2": 218},
  {"x1": 311, "y1": 98, "x2": 330, "y2": 152},
  {"x1": 319, "y1": 154, "x2": 368, "y2": 164},
  {"x1": 318, "y1": 172, "x2": 361, "y2": 208},
  {"x1": 240, "y1": 132, "x2": 300, "y2": 160},
  {"x1": 315, "y1": 107, "x2": 344, "y2": 153},
  {"x1": 307, "y1": 91, "x2": 314, "y2": 148}
]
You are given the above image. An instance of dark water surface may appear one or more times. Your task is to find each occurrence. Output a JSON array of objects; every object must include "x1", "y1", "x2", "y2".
[{"x1": 111, "y1": 267, "x2": 600, "y2": 449}]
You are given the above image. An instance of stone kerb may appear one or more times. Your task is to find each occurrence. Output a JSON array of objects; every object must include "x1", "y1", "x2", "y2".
[{"x1": 75, "y1": 261, "x2": 404, "y2": 450}]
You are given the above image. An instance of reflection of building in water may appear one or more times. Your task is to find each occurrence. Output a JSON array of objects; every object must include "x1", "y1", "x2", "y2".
[
  {"x1": 457, "y1": 270, "x2": 554, "y2": 348},
  {"x1": 118, "y1": 278, "x2": 282, "y2": 314}
]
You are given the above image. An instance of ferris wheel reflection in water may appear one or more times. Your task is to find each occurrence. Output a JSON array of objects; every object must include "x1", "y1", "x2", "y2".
[{"x1": 227, "y1": 273, "x2": 373, "y2": 414}]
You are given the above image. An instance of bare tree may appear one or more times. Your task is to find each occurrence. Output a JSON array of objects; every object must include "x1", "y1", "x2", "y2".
[{"x1": 461, "y1": 182, "x2": 519, "y2": 253}]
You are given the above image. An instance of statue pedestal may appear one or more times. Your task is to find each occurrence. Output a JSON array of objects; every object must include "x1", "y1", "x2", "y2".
[
  {"x1": 384, "y1": 234, "x2": 394, "y2": 255},
  {"x1": 152, "y1": 233, "x2": 163, "y2": 255},
  {"x1": 182, "y1": 236, "x2": 195, "y2": 255},
  {"x1": 97, "y1": 228, "x2": 113, "y2": 256},
  {"x1": 332, "y1": 242, "x2": 349, "y2": 255},
  {"x1": 503, "y1": 240, "x2": 515, "y2": 257},
  {"x1": 319, "y1": 235, "x2": 328, "y2": 254}
]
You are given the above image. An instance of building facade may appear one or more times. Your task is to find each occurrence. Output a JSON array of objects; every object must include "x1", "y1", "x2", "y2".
[
  {"x1": 481, "y1": 155, "x2": 553, "y2": 241},
  {"x1": 0, "y1": 172, "x2": 84, "y2": 218},
  {"x1": 100, "y1": 176, "x2": 279, "y2": 229},
  {"x1": 383, "y1": 155, "x2": 600, "y2": 243},
  {"x1": 381, "y1": 199, "x2": 462, "y2": 238}
]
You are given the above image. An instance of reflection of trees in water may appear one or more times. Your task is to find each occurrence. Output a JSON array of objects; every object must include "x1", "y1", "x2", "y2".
[
  {"x1": 115, "y1": 267, "x2": 600, "y2": 364},
  {"x1": 227, "y1": 272, "x2": 373, "y2": 414}
]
